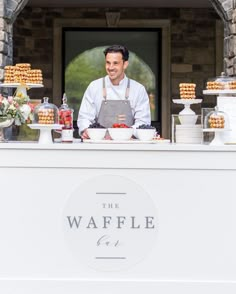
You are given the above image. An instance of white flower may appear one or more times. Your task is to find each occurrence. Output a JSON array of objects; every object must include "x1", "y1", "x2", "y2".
[
  {"x1": 8, "y1": 104, "x2": 16, "y2": 111},
  {"x1": 19, "y1": 104, "x2": 31, "y2": 120},
  {"x1": 2, "y1": 98, "x2": 9, "y2": 109},
  {"x1": 8, "y1": 96, "x2": 14, "y2": 103}
]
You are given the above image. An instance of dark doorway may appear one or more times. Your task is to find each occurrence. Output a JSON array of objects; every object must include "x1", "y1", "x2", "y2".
[{"x1": 62, "y1": 28, "x2": 162, "y2": 131}]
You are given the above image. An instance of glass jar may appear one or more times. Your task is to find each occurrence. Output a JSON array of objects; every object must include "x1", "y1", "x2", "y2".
[
  {"x1": 33, "y1": 97, "x2": 59, "y2": 124},
  {"x1": 59, "y1": 93, "x2": 74, "y2": 129},
  {"x1": 59, "y1": 93, "x2": 74, "y2": 142},
  {"x1": 206, "y1": 72, "x2": 236, "y2": 90},
  {"x1": 204, "y1": 107, "x2": 229, "y2": 129}
]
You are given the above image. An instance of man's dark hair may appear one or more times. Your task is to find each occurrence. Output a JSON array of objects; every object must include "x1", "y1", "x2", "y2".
[{"x1": 104, "y1": 45, "x2": 129, "y2": 61}]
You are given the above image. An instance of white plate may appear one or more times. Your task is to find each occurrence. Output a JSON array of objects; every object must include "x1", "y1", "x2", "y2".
[
  {"x1": 176, "y1": 129, "x2": 202, "y2": 132},
  {"x1": 203, "y1": 90, "x2": 236, "y2": 95},
  {"x1": 176, "y1": 134, "x2": 202, "y2": 137},
  {"x1": 176, "y1": 133, "x2": 202, "y2": 137},
  {"x1": 176, "y1": 136, "x2": 202, "y2": 139},
  {"x1": 203, "y1": 128, "x2": 231, "y2": 132},
  {"x1": 0, "y1": 83, "x2": 44, "y2": 88},
  {"x1": 176, "y1": 141, "x2": 202, "y2": 144},
  {"x1": 54, "y1": 138, "x2": 81, "y2": 143},
  {"x1": 176, "y1": 131, "x2": 202, "y2": 135},
  {"x1": 28, "y1": 124, "x2": 62, "y2": 130},
  {"x1": 172, "y1": 99, "x2": 202, "y2": 104},
  {"x1": 176, "y1": 125, "x2": 202, "y2": 129},
  {"x1": 83, "y1": 139, "x2": 170, "y2": 144}
]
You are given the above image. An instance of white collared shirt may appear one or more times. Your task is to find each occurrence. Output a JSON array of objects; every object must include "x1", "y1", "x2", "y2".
[{"x1": 77, "y1": 75, "x2": 151, "y2": 134}]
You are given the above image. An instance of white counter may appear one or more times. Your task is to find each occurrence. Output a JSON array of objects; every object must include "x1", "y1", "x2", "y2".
[{"x1": 0, "y1": 142, "x2": 236, "y2": 294}]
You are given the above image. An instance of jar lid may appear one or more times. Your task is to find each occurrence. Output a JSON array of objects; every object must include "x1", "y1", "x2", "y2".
[{"x1": 59, "y1": 93, "x2": 71, "y2": 111}]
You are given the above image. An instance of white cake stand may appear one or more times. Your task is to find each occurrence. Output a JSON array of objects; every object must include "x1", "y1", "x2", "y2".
[
  {"x1": 0, "y1": 83, "x2": 44, "y2": 98},
  {"x1": 173, "y1": 99, "x2": 202, "y2": 115},
  {"x1": 203, "y1": 128, "x2": 231, "y2": 145},
  {"x1": 28, "y1": 124, "x2": 62, "y2": 144},
  {"x1": 203, "y1": 89, "x2": 236, "y2": 96}
]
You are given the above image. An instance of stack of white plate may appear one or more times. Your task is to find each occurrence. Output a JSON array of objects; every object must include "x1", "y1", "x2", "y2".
[{"x1": 176, "y1": 125, "x2": 203, "y2": 144}]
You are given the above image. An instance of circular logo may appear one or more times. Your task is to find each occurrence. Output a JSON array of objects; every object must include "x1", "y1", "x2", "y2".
[{"x1": 63, "y1": 174, "x2": 158, "y2": 271}]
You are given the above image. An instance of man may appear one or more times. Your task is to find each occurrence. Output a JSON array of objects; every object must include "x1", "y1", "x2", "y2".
[{"x1": 77, "y1": 44, "x2": 151, "y2": 139}]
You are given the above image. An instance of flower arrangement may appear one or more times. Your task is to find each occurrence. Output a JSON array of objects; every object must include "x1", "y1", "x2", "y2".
[{"x1": 0, "y1": 91, "x2": 34, "y2": 126}]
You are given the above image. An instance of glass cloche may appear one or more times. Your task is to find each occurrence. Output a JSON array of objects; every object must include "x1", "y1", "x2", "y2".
[
  {"x1": 33, "y1": 97, "x2": 59, "y2": 124},
  {"x1": 204, "y1": 107, "x2": 229, "y2": 129},
  {"x1": 206, "y1": 72, "x2": 236, "y2": 90}
]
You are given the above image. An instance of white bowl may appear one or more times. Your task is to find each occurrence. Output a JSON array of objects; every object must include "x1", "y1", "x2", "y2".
[
  {"x1": 176, "y1": 137, "x2": 202, "y2": 144},
  {"x1": 176, "y1": 125, "x2": 202, "y2": 129},
  {"x1": 87, "y1": 128, "x2": 107, "y2": 140},
  {"x1": 108, "y1": 128, "x2": 133, "y2": 141},
  {"x1": 136, "y1": 128, "x2": 156, "y2": 141},
  {"x1": 179, "y1": 115, "x2": 198, "y2": 125}
]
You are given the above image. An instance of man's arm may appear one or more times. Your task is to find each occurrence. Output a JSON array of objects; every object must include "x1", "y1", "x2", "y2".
[
  {"x1": 77, "y1": 84, "x2": 97, "y2": 136},
  {"x1": 133, "y1": 85, "x2": 151, "y2": 127}
]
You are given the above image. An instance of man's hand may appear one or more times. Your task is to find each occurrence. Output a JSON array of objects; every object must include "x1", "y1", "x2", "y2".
[{"x1": 81, "y1": 129, "x2": 90, "y2": 139}]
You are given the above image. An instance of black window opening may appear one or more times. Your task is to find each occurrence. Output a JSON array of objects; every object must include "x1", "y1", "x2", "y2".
[{"x1": 62, "y1": 28, "x2": 162, "y2": 134}]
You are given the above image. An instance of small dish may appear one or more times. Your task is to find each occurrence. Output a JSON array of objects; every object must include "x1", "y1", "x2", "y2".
[
  {"x1": 136, "y1": 128, "x2": 156, "y2": 141},
  {"x1": 108, "y1": 128, "x2": 133, "y2": 141},
  {"x1": 87, "y1": 128, "x2": 107, "y2": 140}
]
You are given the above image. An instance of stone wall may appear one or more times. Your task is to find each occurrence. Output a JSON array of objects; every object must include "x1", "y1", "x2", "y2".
[
  {"x1": 0, "y1": 0, "x2": 235, "y2": 114},
  {"x1": 0, "y1": 0, "x2": 28, "y2": 81},
  {"x1": 210, "y1": 0, "x2": 236, "y2": 75},
  {"x1": 169, "y1": 8, "x2": 221, "y2": 109},
  {"x1": 0, "y1": 1, "x2": 235, "y2": 85},
  {"x1": 12, "y1": 6, "x2": 220, "y2": 109}
]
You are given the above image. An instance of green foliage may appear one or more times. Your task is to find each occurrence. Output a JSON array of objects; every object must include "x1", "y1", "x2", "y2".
[{"x1": 126, "y1": 53, "x2": 155, "y2": 92}]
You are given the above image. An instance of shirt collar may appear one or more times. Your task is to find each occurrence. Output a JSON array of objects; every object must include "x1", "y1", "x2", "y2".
[{"x1": 106, "y1": 74, "x2": 127, "y2": 87}]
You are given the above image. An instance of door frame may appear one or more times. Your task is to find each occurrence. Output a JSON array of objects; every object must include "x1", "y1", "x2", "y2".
[{"x1": 53, "y1": 18, "x2": 171, "y2": 137}]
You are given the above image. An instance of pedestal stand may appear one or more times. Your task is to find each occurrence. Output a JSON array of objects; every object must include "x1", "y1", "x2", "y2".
[
  {"x1": 172, "y1": 99, "x2": 202, "y2": 126},
  {"x1": 28, "y1": 124, "x2": 62, "y2": 144},
  {"x1": 0, "y1": 83, "x2": 43, "y2": 96},
  {"x1": 172, "y1": 99, "x2": 202, "y2": 115},
  {"x1": 172, "y1": 99, "x2": 203, "y2": 144},
  {"x1": 203, "y1": 90, "x2": 236, "y2": 143},
  {"x1": 203, "y1": 128, "x2": 231, "y2": 145}
]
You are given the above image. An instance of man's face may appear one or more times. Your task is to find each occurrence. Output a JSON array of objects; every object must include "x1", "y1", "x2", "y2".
[{"x1": 105, "y1": 52, "x2": 129, "y2": 85}]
